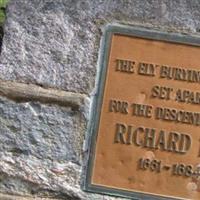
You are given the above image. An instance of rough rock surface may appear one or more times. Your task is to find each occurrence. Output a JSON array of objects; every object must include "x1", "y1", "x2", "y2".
[
  {"x1": 0, "y1": 96, "x2": 121, "y2": 200},
  {"x1": 0, "y1": 0, "x2": 200, "y2": 199},
  {"x1": 1, "y1": 0, "x2": 200, "y2": 94}
]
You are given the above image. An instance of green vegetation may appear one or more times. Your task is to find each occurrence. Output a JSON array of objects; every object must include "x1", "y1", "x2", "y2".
[
  {"x1": 0, "y1": 0, "x2": 8, "y2": 48},
  {"x1": 0, "y1": 0, "x2": 8, "y2": 25}
]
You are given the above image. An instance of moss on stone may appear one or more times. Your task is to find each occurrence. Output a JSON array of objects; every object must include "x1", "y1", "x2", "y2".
[{"x1": 0, "y1": 0, "x2": 8, "y2": 25}]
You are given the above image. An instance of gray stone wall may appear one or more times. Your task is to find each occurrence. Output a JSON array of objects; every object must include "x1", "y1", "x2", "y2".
[{"x1": 0, "y1": 0, "x2": 200, "y2": 199}]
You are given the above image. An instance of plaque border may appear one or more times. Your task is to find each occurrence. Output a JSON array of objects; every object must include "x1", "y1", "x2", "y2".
[{"x1": 84, "y1": 24, "x2": 200, "y2": 200}]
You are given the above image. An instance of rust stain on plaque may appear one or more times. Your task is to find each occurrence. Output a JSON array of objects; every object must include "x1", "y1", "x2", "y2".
[{"x1": 86, "y1": 26, "x2": 200, "y2": 200}]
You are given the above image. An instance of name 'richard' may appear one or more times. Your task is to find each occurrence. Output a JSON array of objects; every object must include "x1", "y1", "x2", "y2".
[{"x1": 114, "y1": 123, "x2": 191, "y2": 154}]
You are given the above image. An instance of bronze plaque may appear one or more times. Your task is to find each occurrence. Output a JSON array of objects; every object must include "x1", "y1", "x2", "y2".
[{"x1": 85, "y1": 25, "x2": 200, "y2": 200}]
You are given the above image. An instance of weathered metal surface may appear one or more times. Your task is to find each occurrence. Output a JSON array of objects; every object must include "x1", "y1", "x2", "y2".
[{"x1": 85, "y1": 25, "x2": 200, "y2": 200}]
